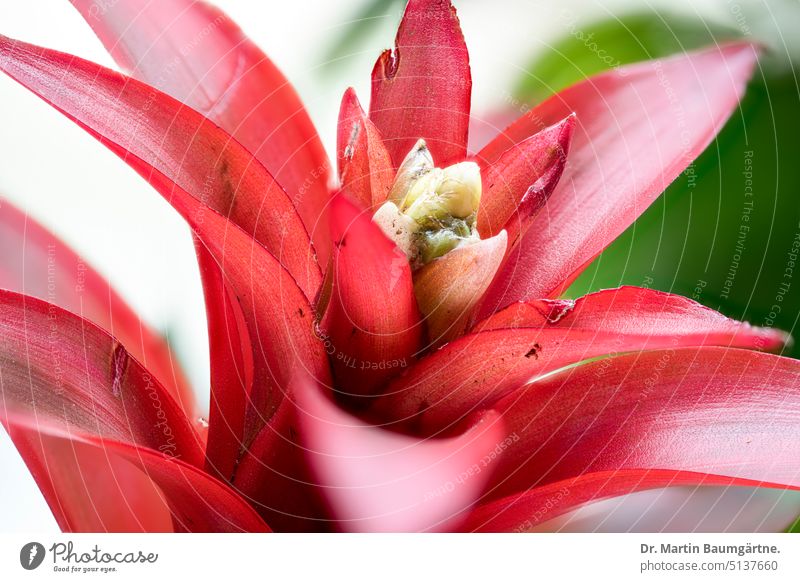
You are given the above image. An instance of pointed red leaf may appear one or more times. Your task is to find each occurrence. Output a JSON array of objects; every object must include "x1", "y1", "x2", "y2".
[
  {"x1": 96, "y1": 438, "x2": 271, "y2": 532},
  {"x1": 0, "y1": 201, "x2": 195, "y2": 414},
  {"x1": 0, "y1": 34, "x2": 320, "y2": 300},
  {"x1": 0, "y1": 35, "x2": 332, "y2": 467},
  {"x1": 0, "y1": 291, "x2": 270, "y2": 532},
  {"x1": 337, "y1": 88, "x2": 395, "y2": 209},
  {"x1": 0, "y1": 290, "x2": 202, "y2": 462},
  {"x1": 370, "y1": 0, "x2": 471, "y2": 167},
  {"x1": 5, "y1": 425, "x2": 173, "y2": 532},
  {"x1": 486, "y1": 347, "x2": 800, "y2": 503},
  {"x1": 479, "y1": 43, "x2": 758, "y2": 310},
  {"x1": 476, "y1": 115, "x2": 574, "y2": 240},
  {"x1": 463, "y1": 470, "x2": 798, "y2": 532},
  {"x1": 230, "y1": 197, "x2": 423, "y2": 530},
  {"x1": 321, "y1": 196, "x2": 422, "y2": 396},
  {"x1": 70, "y1": 0, "x2": 333, "y2": 261},
  {"x1": 375, "y1": 290, "x2": 784, "y2": 433},
  {"x1": 59, "y1": 435, "x2": 270, "y2": 532},
  {"x1": 295, "y1": 373, "x2": 506, "y2": 532},
  {"x1": 138, "y1": 169, "x2": 331, "y2": 454},
  {"x1": 0, "y1": 203, "x2": 207, "y2": 531},
  {"x1": 196, "y1": 245, "x2": 253, "y2": 481},
  {"x1": 132, "y1": 158, "x2": 330, "y2": 489},
  {"x1": 230, "y1": 388, "x2": 323, "y2": 532},
  {"x1": 475, "y1": 286, "x2": 790, "y2": 353},
  {"x1": 19, "y1": 12, "x2": 329, "y2": 477}
]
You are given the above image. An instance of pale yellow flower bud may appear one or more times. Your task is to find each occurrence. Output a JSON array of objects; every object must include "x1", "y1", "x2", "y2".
[
  {"x1": 402, "y1": 162, "x2": 481, "y2": 224},
  {"x1": 377, "y1": 143, "x2": 484, "y2": 268},
  {"x1": 436, "y1": 161, "x2": 482, "y2": 219}
]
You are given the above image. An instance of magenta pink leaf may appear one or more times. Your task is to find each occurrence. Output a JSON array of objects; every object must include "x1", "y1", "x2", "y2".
[
  {"x1": 479, "y1": 43, "x2": 759, "y2": 310},
  {"x1": 295, "y1": 373, "x2": 507, "y2": 532},
  {"x1": 70, "y1": 0, "x2": 333, "y2": 262},
  {"x1": 370, "y1": 0, "x2": 471, "y2": 167}
]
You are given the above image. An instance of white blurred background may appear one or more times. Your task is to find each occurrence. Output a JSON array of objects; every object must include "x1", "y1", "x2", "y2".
[{"x1": 1, "y1": 0, "x2": 797, "y2": 532}]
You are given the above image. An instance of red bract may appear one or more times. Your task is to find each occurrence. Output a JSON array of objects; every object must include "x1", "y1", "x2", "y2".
[{"x1": 0, "y1": 0, "x2": 797, "y2": 532}]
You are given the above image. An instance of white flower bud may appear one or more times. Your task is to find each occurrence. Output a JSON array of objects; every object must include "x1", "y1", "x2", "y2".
[
  {"x1": 389, "y1": 138, "x2": 434, "y2": 204},
  {"x1": 372, "y1": 201, "x2": 419, "y2": 262}
]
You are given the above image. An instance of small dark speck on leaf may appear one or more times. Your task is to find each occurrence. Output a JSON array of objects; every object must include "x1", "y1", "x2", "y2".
[{"x1": 524, "y1": 343, "x2": 542, "y2": 359}]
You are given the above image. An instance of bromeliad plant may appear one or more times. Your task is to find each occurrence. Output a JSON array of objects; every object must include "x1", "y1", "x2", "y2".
[{"x1": 0, "y1": 0, "x2": 798, "y2": 532}]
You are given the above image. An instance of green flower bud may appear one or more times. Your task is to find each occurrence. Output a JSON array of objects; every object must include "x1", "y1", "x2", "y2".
[{"x1": 417, "y1": 218, "x2": 478, "y2": 264}]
